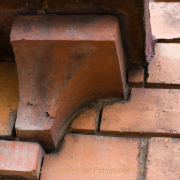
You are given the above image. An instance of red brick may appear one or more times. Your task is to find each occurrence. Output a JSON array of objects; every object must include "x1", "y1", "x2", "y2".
[
  {"x1": 0, "y1": 0, "x2": 152, "y2": 68},
  {"x1": 69, "y1": 108, "x2": 100, "y2": 133},
  {"x1": 150, "y1": 2, "x2": 180, "y2": 39},
  {"x1": 146, "y1": 138, "x2": 180, "y2": 180},
  {"x1": 128, "y1": 69, "x2": 144, "y2": 86},
  {"x1": 41, "y1": 134, "x2": 139, "y2": 180},
  {"x1": 11, "y1": 15, "x2": 125, "y2": 150},
  {"x1": 41, "y1": 0, "x2": 151, "y2": 68},
  {"x1": 0, "y1": 62, "x2": 19, "y2": 137},
  {"x1": 101, "y1": 88, "x2": 180, "y2": 136},
  {"x1": 148, "y1": 43, "x2": 180, "y2": 84},
  {"x1": 0, "y1": 140, "x2": 44, "y2": 180}
]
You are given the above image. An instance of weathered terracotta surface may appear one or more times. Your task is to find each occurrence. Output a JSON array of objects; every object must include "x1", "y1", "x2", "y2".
[
  {"x1": 41, "y1": 134, "x2": 139, "y2": 180},
  {"x1": 146, "y1": 138, "x2": 180, "y2": 180},
  {"x1": 0, "y1": 62, "x2": 19, "y2": 137},
  {"x1": 101, "y1": 88, "x2": 180, "y2": 136},
  {"x1": 11, "y1": 15, "x2": 125, "y2": 149},
  {"x1": 128, "y1": 69, "x2": 144, "y2": 86},
  {"x1": 148, "y1": 43, "x2": 180, "y2": 84},
  {"x1": 0, "y1": 0, "x2": 151, "y2": 69},
  {"x1": 150, "y1": 2, "x2": 180, "y2": 39},
  {"x1": 69, "y1": 108, "x2": 100, "y2": 133},
  {"x1": 0, "y1": 140, "x2": 44, "y2": 180},
  {"x1": 42, "y1": 0, "x2": 151, "y2": 68}
]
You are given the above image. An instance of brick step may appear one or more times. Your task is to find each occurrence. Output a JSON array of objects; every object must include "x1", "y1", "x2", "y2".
[
  {"x1": 41, "y1": 134, "x2": 140, "y2": 180},
  {"x1": 0, "y1": 141, "x2": 44, "y2": 180},
  {"x1": 100, "y1": 88, "x2": 180, "y2": 136},
  {"x1": 0, "y1": 62, "x2": 19, "y2": 137}
]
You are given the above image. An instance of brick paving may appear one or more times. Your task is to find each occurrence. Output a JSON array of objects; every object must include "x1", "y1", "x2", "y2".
[
  {"x1": 149, "y1": 2, "x2": 180, "y2": 40},
  {"x1": 148, "y1": 43, "x2": 180, "y2": 84},
  {"x1": 100, "y1": 88, "x2": 180, "y2": 136},
  {"x1": 146, "y1": 138, "x2": 180, "y2": 180},
  {"x1": 41, "y1": 134, "x2": 139, "y2": 180}
]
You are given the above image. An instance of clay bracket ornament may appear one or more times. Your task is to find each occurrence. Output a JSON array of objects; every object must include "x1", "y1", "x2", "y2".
[{"x1": 11, "y1": 15, "x2": 126, "y2": 150}]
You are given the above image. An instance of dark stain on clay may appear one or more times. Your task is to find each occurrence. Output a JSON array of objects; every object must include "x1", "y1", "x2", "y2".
[
  {"x1": 7, "y1": 110, "x2": 17, "y2": 135},
  {"x1": 147, "y1": 35, "x2": 157, "y2": 64},
  {"x1": 27, "y1": 102, "x2": 33, "y2": 106},
  {"x1": 67, "y1": 43, "x2": 95, "y2": 80}
]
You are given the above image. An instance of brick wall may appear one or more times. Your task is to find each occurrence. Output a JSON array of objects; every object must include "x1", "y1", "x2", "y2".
[{"x1": 0, "y1": 0, "x2": 180, "y2": 180}]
